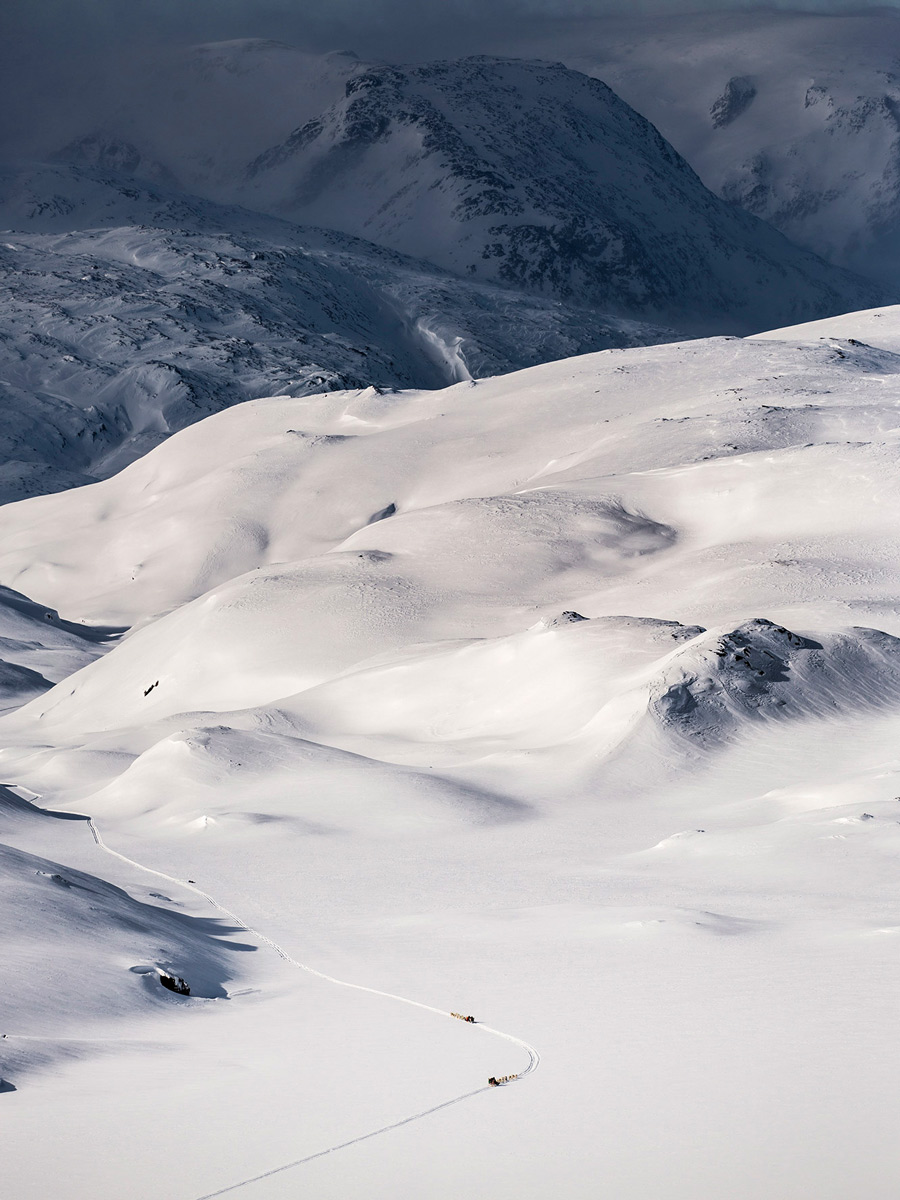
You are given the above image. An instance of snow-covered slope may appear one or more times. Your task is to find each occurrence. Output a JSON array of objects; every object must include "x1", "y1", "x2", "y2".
[
  {"x1": 2, "y1": 307, "x2": 900, "y2": 809},
  {"x1": 0, "y1": 586, "x2": 116, "y2": 714},
  {"x1": 3, "y1": 309, "x2": 900, "y2": 632},
  {"x1": 0, "y1": 163, "x2": 670, "y2": 501},
  {"x1": 507, "y1": 9, "x2": 900, "y2": 286},
  {"x1": 6, "y1": 308, "x2": 900, "y2": 1196},
  {"x1": 239, "y1": 56, "x2": 879, "y2": 331},
  {"x1": 0, "y1": 778, "x2": 260, "y2": 1099}
]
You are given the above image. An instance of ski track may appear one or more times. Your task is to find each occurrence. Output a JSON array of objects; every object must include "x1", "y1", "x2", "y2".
[{"x1": 49, "y1": 808, "x2": 540, "y2": 1197}]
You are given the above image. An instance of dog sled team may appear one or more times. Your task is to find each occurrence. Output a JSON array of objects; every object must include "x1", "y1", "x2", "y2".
[{"x1": 451, "y1": 1010, "x2": 518, "y2": 1086}]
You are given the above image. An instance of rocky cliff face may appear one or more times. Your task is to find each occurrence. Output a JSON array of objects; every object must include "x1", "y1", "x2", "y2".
[{"x1": 241, "y1": 56, "x2": 879, "y2": 332}]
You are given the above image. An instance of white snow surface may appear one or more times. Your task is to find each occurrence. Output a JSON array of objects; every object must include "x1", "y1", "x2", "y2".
[{"x1": 5, "y1": 307, "x2": 900, "y2": 1197}]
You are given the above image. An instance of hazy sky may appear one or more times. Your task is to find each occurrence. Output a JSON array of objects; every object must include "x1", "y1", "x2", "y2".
[
  {"x1": 6, "y1": 0, "x2": 898, "y2": 58},
  {"x1": 2, "y1": 0, "x2": 897, "y2": 159}
]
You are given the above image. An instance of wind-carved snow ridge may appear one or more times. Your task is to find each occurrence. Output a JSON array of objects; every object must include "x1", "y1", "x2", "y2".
[
  {"x1": 74, "y1": 813, "x2": 538, "y2": 1198},
  {"x1": 0, "y1": 790, "x2": 251, "y2": 1062},
  {"x1": 0, "y1": 585, "x2": 119, "y2": 714}
]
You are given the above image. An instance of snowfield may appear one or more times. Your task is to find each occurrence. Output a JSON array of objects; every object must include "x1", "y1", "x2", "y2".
[{"x1": 4, "y1": 305, "x2": 900, "y2": 1197}]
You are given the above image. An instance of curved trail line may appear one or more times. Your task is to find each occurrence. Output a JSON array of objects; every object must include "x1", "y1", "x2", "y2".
[{"x1": 79, "y1": 816, "x2": 539, "y2": 1195}]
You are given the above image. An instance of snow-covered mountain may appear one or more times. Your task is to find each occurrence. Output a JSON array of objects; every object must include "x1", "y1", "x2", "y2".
[
  {"x1": 0, "y1": 162, "x2": 671, "y2": 501},
  {"x1": 506, "y1": 9, "x2": 900, "y2": 286},
  {"x1": 6, "y1": 306, "x2": 900, "y2": 1199},
  {"x1": 6, "y1": 29, "x2": 900, "y2": 1200},
  {"x1": 3, "y1": 304, "x2": 900, "y2": 633},
  {"x1": 18, "y1": 28, "x2": 900, "y2": 295},
  {"x1": 239, "y1": 56, "x2": 878, "y2": 330}
]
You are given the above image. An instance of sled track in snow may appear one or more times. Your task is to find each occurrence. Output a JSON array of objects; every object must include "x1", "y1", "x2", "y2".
[
  {"x1": 76, "y1": 815, "x2": 539, "y2": 1197},
  {"x1": 192, "y1": 1087, "x2": 489, "y2": 1199}
]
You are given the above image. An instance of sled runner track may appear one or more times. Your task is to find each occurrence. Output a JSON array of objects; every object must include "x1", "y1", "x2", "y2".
[
  {"x1": 68, "y1": 814, "x2": 540, "y2": 1191},
  {"x1": 85, "y1": 817, "x2": 537, "y2": 1070},
  {"x1": 193, "y1": 1087, "x2": 488, "y2": 1200}
]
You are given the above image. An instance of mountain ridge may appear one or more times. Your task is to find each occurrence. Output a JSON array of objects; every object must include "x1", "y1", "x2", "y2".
[{"x1": 239, "y1": 55, "x2": 881, "y2": 330}]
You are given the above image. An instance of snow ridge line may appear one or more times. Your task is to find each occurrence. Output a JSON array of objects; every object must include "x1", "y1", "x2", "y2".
[{"x1": 76, "y1": 816, "x2": 539, "y2": 1192}]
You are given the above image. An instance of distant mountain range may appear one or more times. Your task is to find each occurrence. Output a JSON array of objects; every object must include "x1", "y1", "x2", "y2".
[
  {"x1": 0, "y1": 42, "x2": 887, "y2": 502},
  {"x1": 39, "y1": 45, "x2": 880, "y2": 330}
]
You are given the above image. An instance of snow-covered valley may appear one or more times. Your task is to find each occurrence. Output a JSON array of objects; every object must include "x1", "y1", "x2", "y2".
[{"x1": 5, "y1": 300, "x2": 900, "y2": 1197}]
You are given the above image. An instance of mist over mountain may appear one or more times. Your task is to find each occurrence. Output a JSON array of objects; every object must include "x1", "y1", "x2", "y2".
[
  {"x1": 243, "y1": 55, "x2": 881, "y2": 328},
  {"x1": 501, "y1": 8, "x2": 900, "y2": 286}
]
